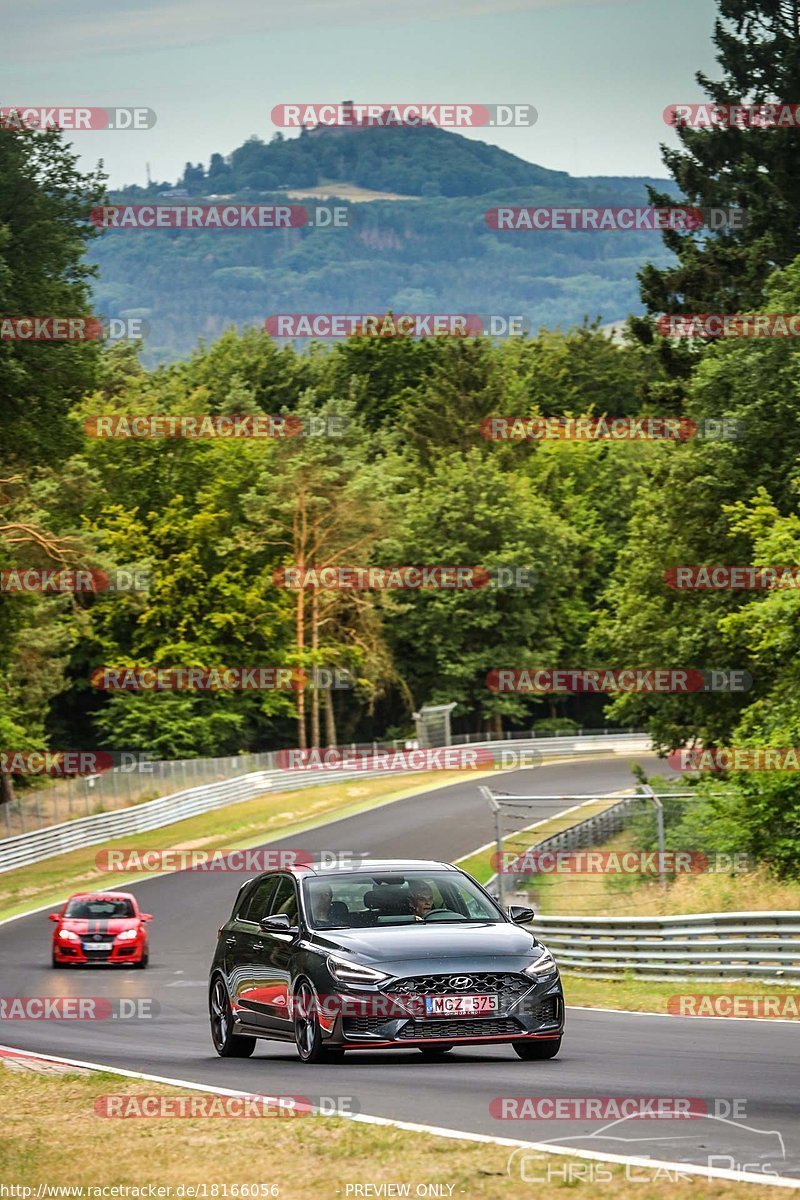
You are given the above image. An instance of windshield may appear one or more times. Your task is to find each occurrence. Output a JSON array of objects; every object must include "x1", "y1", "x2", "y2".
[
  {"x1": 64, "y1": 897, "x2": 135, "y2": 919},
  {"x1": 302, "y1": 871, "x2": 503, "y2": 930}
]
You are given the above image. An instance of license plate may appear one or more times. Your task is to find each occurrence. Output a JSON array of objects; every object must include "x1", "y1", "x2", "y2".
[
  {"x1": 424, "y1": 994, "x2": 498, "y2": 1016},
  {"x1": 83, "y1": 942, "x2": 112, "y2": 950}
]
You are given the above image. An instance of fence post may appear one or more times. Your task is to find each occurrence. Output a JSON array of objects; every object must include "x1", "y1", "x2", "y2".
[
  {"x1": 640, "y1": 784, "x2": 667, "y2": 894},
  {"x1": 494, "y1": 809, "x2": 505, "y2": 908}
]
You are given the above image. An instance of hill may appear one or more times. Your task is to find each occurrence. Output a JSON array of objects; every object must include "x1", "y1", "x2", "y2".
[
  {"x1": 91, "y1": 123, "x2": 676, "y2": 363},
  {"x1": 147, "y1": 120, "x2": 577, "y2": 200}
]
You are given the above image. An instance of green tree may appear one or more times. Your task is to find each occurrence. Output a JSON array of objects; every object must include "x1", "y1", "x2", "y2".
[
  {"x1": 0, "y1": 125, "x2": 105, "y2": 465},
  {"x1": 640, "y1": 0, "x2": 800, "y2": 319},
  {"x1": 0, "y1": 125, "x2": 105, "y2": 804},
  {"x1": 592, "y1": 256, "x2": 800, "y2": 754},
  {"x1": 380, "y1": 448, "x2": 584, "y2": 731}
]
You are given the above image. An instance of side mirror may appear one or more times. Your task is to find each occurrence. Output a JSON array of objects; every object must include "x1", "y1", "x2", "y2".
[
  {"x1": 508, "y1": 904, "x2": 535, "y2": 925},
  {"x1": 49, "y1": 913, "x2": 59, "y2": 922},
  {"x1": 140, "y1": 913, "x2": 153, "y2": 921},
  {"x1": 259, "y1": 914, "x2": 295, "y2": 933}
]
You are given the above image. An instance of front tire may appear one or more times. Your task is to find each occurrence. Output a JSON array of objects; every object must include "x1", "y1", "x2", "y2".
[
  {"x1": 419, "y1": 1045, "x2": 454, "y2": 1057},
  {"x1": 210, "y1": 976, "x2": 256, "y2": 1058},
  {"x1": 513, "y1": 1037, "x2": 562, "y2": 1060},
  {"x1": 293, "y1": 981, "x2": 344, "y2": 1064},
  {"x1": 135, "y1": 951, "x2": 149, "y2": 969}
]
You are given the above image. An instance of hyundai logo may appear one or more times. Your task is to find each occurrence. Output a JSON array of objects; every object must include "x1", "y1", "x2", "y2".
[{"x1": 449, "y1": 976, "x2": 474, "y2": 990}]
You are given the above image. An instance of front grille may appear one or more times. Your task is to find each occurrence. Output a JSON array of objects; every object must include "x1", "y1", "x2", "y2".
[
  {"x1": 390, "y1": 973, "x2": 530, "y2": 998},
  {"x1": 397, "y1": 1018, "x2": 522, "y2": 1040},
  {"x1": 81, "y1": 936, "x2": 114, "y2": 959}
]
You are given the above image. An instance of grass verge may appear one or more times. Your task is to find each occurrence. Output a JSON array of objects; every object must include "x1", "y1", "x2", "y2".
[
  {"x1": 0, "y1": 1058, "x2": 789, "y2": 1197},
  {"x1": 561, "y1": 973, "x2": 800, "y2": 1018},
  {"x1": 519, "y1": 832, "x2": 800, "y2": 918}
]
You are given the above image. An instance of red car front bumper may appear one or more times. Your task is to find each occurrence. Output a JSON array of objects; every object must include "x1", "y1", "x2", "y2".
[{"x1": 53, "y1": 937, "x2": 146, "y2": 965}]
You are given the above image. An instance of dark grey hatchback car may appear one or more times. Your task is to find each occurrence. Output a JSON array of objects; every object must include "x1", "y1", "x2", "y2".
[{"x1": 209, "y1": 858, "x2": 564, "y2": 1063}]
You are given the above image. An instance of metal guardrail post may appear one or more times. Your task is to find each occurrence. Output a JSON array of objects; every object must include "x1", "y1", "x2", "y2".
[
  {"x1": 639, "y1": 783, "x2": 667, "y2": 893},
  {"x1": 494, "y1": 804, "x2": 505, "y2": 908}
]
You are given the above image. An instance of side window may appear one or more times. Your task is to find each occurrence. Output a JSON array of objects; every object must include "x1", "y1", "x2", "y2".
[
  {"x1": 240, "y1": 876, "x2": 279, "y2": 923},
  {"x1": 269, "y1": 876, "x2": 298, "y2": 923}
]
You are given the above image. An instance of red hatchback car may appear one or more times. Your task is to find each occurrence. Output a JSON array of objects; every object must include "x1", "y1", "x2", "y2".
[{"x1": 50, "y1": 891, "x2": 152, "y2": 967}]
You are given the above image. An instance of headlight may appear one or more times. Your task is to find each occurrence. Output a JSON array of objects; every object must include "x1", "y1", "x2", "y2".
[
  {"x1": 117, "y1": 928, "x2": 139, "y2": 941},
  {"x1": 326, "y1": 953, "x2": 389, "y2": 986},
  {"x1": 58, "y1": 929, "x2": 79, "y2": 941},
  {"x1": 523, "y1": 947, "x2": 558, "y2": 978}
]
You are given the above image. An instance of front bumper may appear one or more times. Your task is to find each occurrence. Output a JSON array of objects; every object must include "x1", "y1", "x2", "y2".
[
  {"x1": 327, "y1": 972, "x2": 564, "y2": 1049},
  {"x1": 53, "y1": 939, "x2": 145, "y2": 964}
]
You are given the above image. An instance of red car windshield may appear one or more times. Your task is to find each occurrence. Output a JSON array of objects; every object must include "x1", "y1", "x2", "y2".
[{"x1": 64, "y1": 898, "x2": 135, "y2": 919}]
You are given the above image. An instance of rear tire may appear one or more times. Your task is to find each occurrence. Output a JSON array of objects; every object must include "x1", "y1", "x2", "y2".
[
  {"x1": 513, "y1": 1037, "x2": 562, "y2": 1060},
  {"x1": 293, "y1": 981, "x2": 344, "y2": 1064},
  {"x1": 210, "y1": 976, "x2": 256, "y2": 1058}
]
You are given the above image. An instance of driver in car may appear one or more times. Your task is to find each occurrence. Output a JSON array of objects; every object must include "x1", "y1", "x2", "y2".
[
  {"x1": 310, "y1": 884, "x2": 334, "y2": 924},
  {"x1": 407, "y1": 881, "x2": 435, "y2": 920}
]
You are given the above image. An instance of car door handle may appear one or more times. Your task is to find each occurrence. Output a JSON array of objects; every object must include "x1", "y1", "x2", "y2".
[
  {"x1": 252, "y1": 942, "x2": 265, "y2": 952},
  {"x1": 225, "y1": 937, "x2": 236, "y2": 946}
]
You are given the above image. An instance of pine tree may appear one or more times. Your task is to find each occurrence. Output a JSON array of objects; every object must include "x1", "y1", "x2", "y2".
[{"x1": 639, "y1": 0, "x2": 800, "y2": 318}]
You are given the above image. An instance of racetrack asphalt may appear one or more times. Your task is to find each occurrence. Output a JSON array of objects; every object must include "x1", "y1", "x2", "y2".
[{"x1": 1, "y1": 754, "x2": 797, "y2": 1181}]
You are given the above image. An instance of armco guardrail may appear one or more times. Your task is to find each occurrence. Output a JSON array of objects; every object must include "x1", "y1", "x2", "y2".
[
  {"x1": 534, "y1": 912, "x2": 800, "y2": 981},
  {"x1": 0, "y1": 726, "x2": 645, "y2": 838},
  {"x1": 0, "y1": 733, "x2": 651, "y2": 874}
]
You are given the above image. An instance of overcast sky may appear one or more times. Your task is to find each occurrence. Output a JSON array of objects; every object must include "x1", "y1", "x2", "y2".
[{"x1": 6, "y1": 0, "x2": 720, "y2": 187}]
